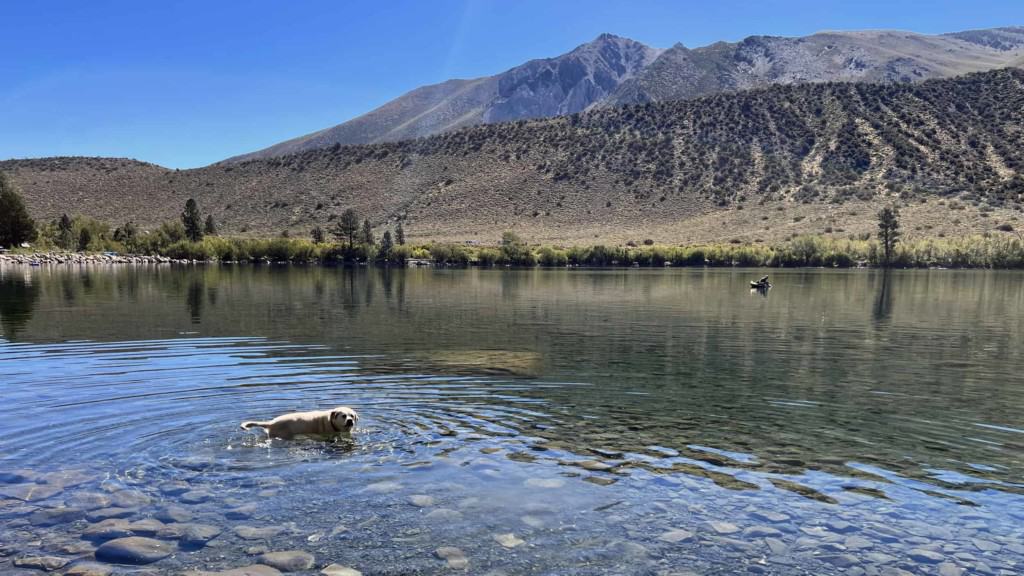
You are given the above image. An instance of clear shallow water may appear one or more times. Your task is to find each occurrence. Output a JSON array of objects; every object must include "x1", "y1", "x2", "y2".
[{"x1": 0, "y1": 265, "x2": 1023, "y2": 575}]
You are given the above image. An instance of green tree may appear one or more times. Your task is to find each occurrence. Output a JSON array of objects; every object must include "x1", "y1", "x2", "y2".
[
  {"x1": 204, "y1": 214, "x2": 217, "y2": 236},
  {"x1": 113, "y1": 221, "x2": 137, "y2": 250},
  {"x1": 0, "y1": 172, "x2": 36, "y2": 248},
  {"x1": 181, "y1": 198, "x2": 204, "y2": 242},
  {"x1": 333, "y1": 208, "x2": 360, "y2": 248},
  {"x1": 395, "y1": 221, "x2": 406, "y2": 245},
  {"x1": 500, "y1": 231, "x2": 535, "y2": 266},
  {"x1": 877, "y1": 205, "x2": 901, "y2": 267},
  {"x1": 378, "y1": 230, "x2": 393, "y2": 262},
  {"x1": 78, "y1": 227, "x2": 92, "y2": 252},
  {"x1": 310, "y1": 225, "x2": 325, "y2": 244},
  {"x1": 362, "y1": 219, "x2": 374, "y2": 245},
  {"x1": 57, "y1": 214, "x2": 74, "y2": 250}
]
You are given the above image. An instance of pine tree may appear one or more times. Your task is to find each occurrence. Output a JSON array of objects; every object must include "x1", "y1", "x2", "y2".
[
  {"x1": 57, "y1": 214, "x2": 74, "y2": 250},
  {"x1": 0, "y1": 172, "x2": 36, "y2": 248},
  {"x1": 310, "y1": 225, "x2": 325, "y2": 244},
  {"x1": 181, "y1": 198, "x2": 204, "y2": 242},
  {"x1": 877, "y1": 206, "x2": 901, "y2": 267},
  {"x1": 362, "y1": 219, "x2": 374, "y2": 245},
  {"x1": 395, "y1": 221, "x2": 406, "y2": 245},
  {"x1": 78, "y1": 227, "x2": 92, "y2": 252},
  {"x1": 333, "y1": 209, "x2": 360, "y2": 248},
  {"x1": 204, "y1": 214, "x2": 217, "y2": 236},
  {"x1": 379, "y1": 230, "x2": 393, "y2": 262}
]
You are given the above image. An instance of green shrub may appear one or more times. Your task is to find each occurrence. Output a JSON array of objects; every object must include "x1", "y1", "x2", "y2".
[{"x1": 537, "y1": 246, "x2": 568, "y2": 267}]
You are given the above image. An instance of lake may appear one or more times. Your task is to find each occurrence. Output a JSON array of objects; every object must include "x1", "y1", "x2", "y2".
[{"x1": 1, "y1": 265, "x2": 1022, "y2": 575}]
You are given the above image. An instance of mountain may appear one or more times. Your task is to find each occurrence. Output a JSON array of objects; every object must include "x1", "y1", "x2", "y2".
[
  {"x1": 5, "y1": 69, "x2": 1023, "y2": 245},
  {"x1": 227, "y1": 27, "x2": 1024, "y2": 162},
  {"x1": 603, "y1": 27, "x2": 1024, "y2": 105},
  {"x1": 226, "y1": 34, "x2": 661, "y2": 162}
]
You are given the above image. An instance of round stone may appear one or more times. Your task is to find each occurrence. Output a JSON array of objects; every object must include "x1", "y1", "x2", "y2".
[
  {"x1": 258, "y1": 551, "x2": 315, "y2": 572},
  {"x1": 95, "y1": 537, "x2": 175, "y2": 565}
]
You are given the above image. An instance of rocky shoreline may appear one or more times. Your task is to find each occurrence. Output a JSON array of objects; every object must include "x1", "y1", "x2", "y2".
[{"x1": 0, "y1": 252, "x2": 204, "y2": 265}]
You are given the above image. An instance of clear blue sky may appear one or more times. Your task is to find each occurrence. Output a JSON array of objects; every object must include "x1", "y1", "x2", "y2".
[{"x1": 2, "y1": 0, "x2": 1021, "y2": 168}]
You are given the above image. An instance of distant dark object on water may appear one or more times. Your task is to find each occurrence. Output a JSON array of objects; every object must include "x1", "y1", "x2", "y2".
[{"x1": 750, "y1": 276, "x2": 771, "y2": 290}]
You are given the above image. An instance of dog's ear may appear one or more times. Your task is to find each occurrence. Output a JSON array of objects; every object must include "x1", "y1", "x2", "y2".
[
  {"x1": 351, "y1": 409, "x2": 359, "y2": 421},
  {"x1": 329, "y1": 409, "x2": 339, "y2": 422}
]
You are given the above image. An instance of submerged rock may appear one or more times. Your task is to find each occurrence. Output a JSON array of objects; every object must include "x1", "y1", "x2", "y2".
[
  {"x1": 86, "y1": 507, "x2": 135, "y2": 522},
  {"x1": 493, "y1": 533, "x2": 525, "y2": 548},
  {"x1": 657, "y1": 529, "x2": 694, "y2": 543},
  {"x1": 13, "y1": 555, "x2": 70, "y2": 571},
  {"x1": 184, "y1": 566, "x2": 283, "y2": 576},
  {"x1": 155, "y1": 505, "x2": 193, "y2": 523},
  {"x1": 435, "y1": 547, "x2": 468, "y2": 570},
  {"x1": 158, "y1": 522, "x2": 222, "y2": 547},
  {"x1": 234, "y1": 525, "x2": 284, "y2": 540},
  {"x1": 95, "y1": 536, "x2": 175, "y2": 565},
  {"x1": 63, "y1": 562, "x2": 114, "y2": 576},
  {"x1": 321, "y1": 564, "x2": 362, "y2": 576},
  {"x1": 750, "y1": 510, "x2": 790, "y2": 523},
  {"x1": 82, "y1": 519, "x2": 135, "y2": 542},
  {"x1": 907, "y1": 548, "x2": 945, "y2": 564},
  {"x1": 408, "y1": 495, "x2": 435, "y2": 507},
  {"x1": 707, "y1": 521, "x2": 740, "y2": 535},
  {"x1": 258, "y1": 551, "x2": 315, "y2": 572}
]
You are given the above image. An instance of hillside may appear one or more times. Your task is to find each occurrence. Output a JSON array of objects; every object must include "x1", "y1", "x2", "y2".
[
  {"x1": 3, "y1": 69, "x2": 1023, "y2": 245},
  {"x1": 227, "y1": 27, "x2": 1024, "y2": 161}
]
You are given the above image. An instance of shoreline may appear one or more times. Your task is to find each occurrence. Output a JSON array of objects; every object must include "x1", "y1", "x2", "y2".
[{"x1": 0, "y1": 250, "x2": 1018, "y2": 270}]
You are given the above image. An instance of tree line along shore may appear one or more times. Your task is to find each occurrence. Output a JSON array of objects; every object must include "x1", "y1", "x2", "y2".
[{"x1": 5, "y1": 172, "x2": 1024, "y2": 269}]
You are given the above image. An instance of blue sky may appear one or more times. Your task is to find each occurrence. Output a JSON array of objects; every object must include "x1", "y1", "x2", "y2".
[{"x1": 2, "y1": 1, "x2": 1022, "y2": 168}]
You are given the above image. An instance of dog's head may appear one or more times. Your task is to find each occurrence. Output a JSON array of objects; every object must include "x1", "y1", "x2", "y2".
[{"x1": 330, "y1": 406, "x2": 359, "y2": 431}]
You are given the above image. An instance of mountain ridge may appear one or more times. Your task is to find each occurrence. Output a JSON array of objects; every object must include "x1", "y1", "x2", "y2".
[{"x1": 226, "y1": 26, "x2": 1024, "y2": 163}]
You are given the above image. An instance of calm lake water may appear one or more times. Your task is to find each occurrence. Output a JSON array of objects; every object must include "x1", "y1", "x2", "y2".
[{"x1": 1, "y1": 265, "x2": 1022, "y2": 575}]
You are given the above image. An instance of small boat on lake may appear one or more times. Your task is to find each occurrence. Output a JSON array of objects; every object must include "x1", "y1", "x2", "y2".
[{"x1": 750, "y1": 275, "x2": 771, "y2": 290}]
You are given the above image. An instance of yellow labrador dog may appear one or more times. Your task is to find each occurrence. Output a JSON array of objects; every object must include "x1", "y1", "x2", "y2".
[{"x1": 241, "y1": 406, "x2": 359, "y2": 439}]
